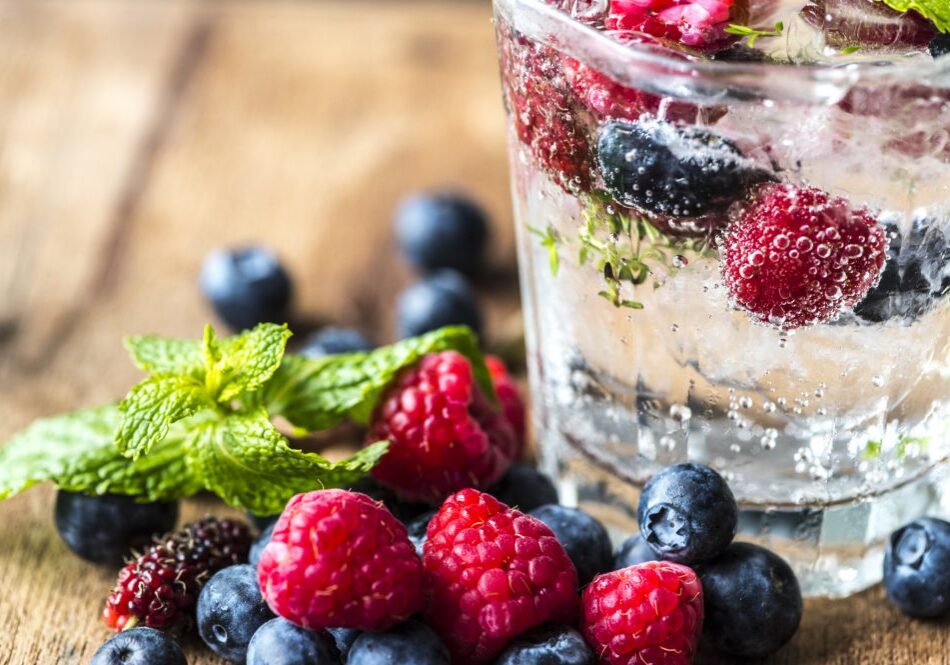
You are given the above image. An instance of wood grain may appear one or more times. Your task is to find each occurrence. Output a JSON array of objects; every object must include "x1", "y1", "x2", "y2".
[{"x1": 0, "y1": 1, "x2": 947, "y2": 663}]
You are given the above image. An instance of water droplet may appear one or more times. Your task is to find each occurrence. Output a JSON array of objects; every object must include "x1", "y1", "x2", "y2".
[
  {"x1": 845, "y1": 244, "x2": 863, "y2": 258},
  {"x1": 825, "y1": 285, "x2": 842, "y2": 300},
  {"x1": 816, "y1": 243, "x2": 831, "y2": 258},
  {"x1": 763, "y1": 401, "x2": 776, "y2": 413},
  {"x1": 773, "y1": 234, "x2": 790, "y2": 250},
  {"x1": 796, "y1": 237, "x2": 814, "y2": 252},
  {"x1": 748, "y1": 250, "x2": 765, "y2": 266},
  {"x1": 672, "y1": 255, "x2": 688, "y2": 268},
  {"x1": 738, "y1": 396, "x2": 753, "y2": 409},
  {"x1": 739, "y1": 265, "x2": 756, "y2": 279},
  {"x1": 872, "y1": 375, "x2": 885, "y2": 387},
  {"x1": 669, "y1": 404, "x2": 692, "y2": 423}
]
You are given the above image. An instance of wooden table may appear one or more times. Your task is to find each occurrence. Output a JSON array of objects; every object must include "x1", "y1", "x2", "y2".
[{"x1": 0, "y1": 1, "x2": 947, "y2": 663}]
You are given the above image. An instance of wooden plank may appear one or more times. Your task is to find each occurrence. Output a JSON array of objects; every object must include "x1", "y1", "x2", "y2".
[{"x1": 0, "y1": 1, "x2": 947, "y2": 663}]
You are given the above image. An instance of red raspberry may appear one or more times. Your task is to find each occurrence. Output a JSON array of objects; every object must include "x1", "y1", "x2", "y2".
[
  {"x1": 423, "y1": 489, "x2": 579, "y2": 664},
  {"x1": 564, "y1": 32, "x2": 724, "y2": 125},
  {"x1": 606, "y1": 0, "x2": 747, "y2": 53},
  {"x1": 102, "y1": 517, "x2": 251, "y2": 632},
  {"x1": 720, "y1": 183, "x2": 887, "y2": 330},
  {"x1": 366, "y1": 351, "x2": 519, "y2": 504},
  {"x1": 486, "y1": 354, "x2": 526, "y2": 452},
  {"x1": 257, "y1": 490, "x2": 424, "y2": 631},
  {"x1": 498, "y1": 29, "x2": 593, "y2": 193},
  {"x1": 582, "y1": 562, "x2": 704, "y2": 665}
]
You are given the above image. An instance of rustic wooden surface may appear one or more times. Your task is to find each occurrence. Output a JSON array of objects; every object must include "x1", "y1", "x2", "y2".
[{"x1": 0, "y1": 1, "x2": 948, "y2": 663}]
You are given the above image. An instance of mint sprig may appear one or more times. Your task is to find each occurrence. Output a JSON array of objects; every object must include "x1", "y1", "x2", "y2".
[
  {"x1": 724, "y1": 21, "x2": 784, "y2": 48},
  {"x1": 0, "y1": 323, "x2": 489, "y2": 515},
  {"x1": 879, "y1": 0, "x2": 949, "y2": 33}
]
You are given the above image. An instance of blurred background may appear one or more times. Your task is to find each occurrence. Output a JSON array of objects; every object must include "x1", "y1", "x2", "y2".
[{"x1": 0, "y1": 0, "x2": 518, "y2": 434}]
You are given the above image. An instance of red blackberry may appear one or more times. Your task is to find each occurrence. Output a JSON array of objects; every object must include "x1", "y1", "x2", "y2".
[
  {"x1": 102, "y1": 517, "x2": 251, "y2": 632},
  {"x1": 366, "y1": 351, "x2": 519, "y2": 504}
]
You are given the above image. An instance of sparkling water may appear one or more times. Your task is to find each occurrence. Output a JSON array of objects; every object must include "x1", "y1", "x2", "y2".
[{"x1": 495, "y1": 0, "x2": 950, "y2": 596}]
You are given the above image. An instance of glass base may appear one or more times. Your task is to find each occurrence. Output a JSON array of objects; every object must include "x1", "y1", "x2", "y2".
[{"x1": 542, "y1": 427, "x2": 950, "y2": 598}]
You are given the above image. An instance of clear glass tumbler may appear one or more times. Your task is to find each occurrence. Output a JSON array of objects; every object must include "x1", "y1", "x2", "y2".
[{"x1": 494, "y1": 0, "x2": 950, "y2": 597}]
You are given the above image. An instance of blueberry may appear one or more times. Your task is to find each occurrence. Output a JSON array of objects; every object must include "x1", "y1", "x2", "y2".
[
  {"x1": 884, "y1": 517, "x2": 950, "y2": 618},
  {"x1": 494, "y1": 624, "x2": 594, "y2": 665},
  {"x1": 613, "y1": 534, "x2": 659, "y2": 569},
  {"x1": 397, "y1": 270, "x2": 482, "y2": 340},
  {"x1": 198, "y1": 565, "x2": 275, "y2": 663},
  {"x1": 596, "y1": 119, "x2": 765, "y2": 218},
  {"x1": 300, "y1": 327, "x2": 374, "y2": 358},
  {"x1": 854, "y1": 218, "x2": 950, "y2": 324},
  {"x1": 529, "y1": 505, "x2": 612, "y2": 585},
  {"x1": 347, "y1": 620, "x2": 450, "y2": 665},
  {"x1": 247, "y1": 618, "x2": 339, "y2": 665},
  {"x1": 91, "y1": 627, "x2": 186, "y2": 665},
  {"x1": 249, "y1": 522, "x2": 276, "y2": 569},
  {"x1": 327, "y1": 627, "x2": 362, "y2": 659},
  {"x1": 930, "y1": 34, "x2": 950, "y2": 58},
  {"x1": 395, "y1": 191, "x2": 489, "y2": 276},
  {"x1": 637, "y1": 462, "x2": 737, "y2": 564},
  {"x1": 700, "y1": 542, "x2": 803, "y2": 659},
  {"x1": 407, "y1": 510, "x2": 436, "y2": 557},
  {"x1": 489, "y1": 464, "x2": 559, "y2": 513},
  {"x1": 200, "y1": 246, "x2": 292, "y2": 331},
  {"x1": 54, "y1": 491, "x2": 178, "y2": 566}
]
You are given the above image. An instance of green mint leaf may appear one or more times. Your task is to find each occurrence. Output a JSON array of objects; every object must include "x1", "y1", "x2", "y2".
[
  {"x1": 262, "y1": 326, "x2": 494, "y2": 431},
  {"x1": 880, "y1": 0, "x2": 950, "y2": 32},
  {"x1": 124, "y1": 335, "x2": 204, "y2": 377},
  {"x1": 184, "y1": 409, "x2": 388, "y2": 514},
  {"x1": 116, "y1": 375, "x2": 212, "y2": 459},
  {"x1": 0, "y1": 406, "x2": 200, "y2": 501},
  {"x1": 204, "y1": 323, "x2": 292, "y2": 403}
]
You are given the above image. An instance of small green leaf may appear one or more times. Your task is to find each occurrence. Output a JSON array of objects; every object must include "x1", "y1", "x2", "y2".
[
  {"x1": 124, "y1": 336, "x2": 204, "y2": 377},
  {"x1": 184, "y1": 410, "x2": 388, "y2": 514},
  {"x1": 724, "y1": 21, "x2": 784, "y2": 47},
  {"x1": 116, "y1": 375, "x2": 211, "y2": 459},
  {"x1": 840, "y1": 45, "x2": 861, "y2": 55},
  {"x1": 204, "y1": 323, "x2": 292, "y2": 402},
  {"x1": 0, "y1": 406, "x2": 200, "y2": 501},
  {"x1": 880, "y1": 0, "x2": 950, "y2": 32},
  {"x1": 262, "y1": 326, "x2": 494, "y2": 431}
]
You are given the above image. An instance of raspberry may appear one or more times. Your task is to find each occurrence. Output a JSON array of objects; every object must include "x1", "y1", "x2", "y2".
[
  {"x1": 498, "y1": 29, "x2": 593, "y2": 193},
  {"x1": 564, "y1": 32, "x2": 723, "y2": 125},
  {"x1": 423, "y1": 489, "x2": 579, "y2": 664},
  {"x1": 366, "y1": 351, "x2": 519, "y2": 504},
  {"x1": 606, "y1": 0, "x2": 747, "y2": 53},
  {"x1": 581, "y1": 562, "x2": 704, "y2": 665},
  {"x1": 102, "y1": 517, "x2": 251, "y2": 632},
  {"x1": 720, "y1": 183, "x2": 887, "y2": 330},
  {"x1": 486, "y1": 354, "x2": 526, "y2": 452},
  {"x1": 257, "y1": 490, "x2": 424, "y2": 631}
]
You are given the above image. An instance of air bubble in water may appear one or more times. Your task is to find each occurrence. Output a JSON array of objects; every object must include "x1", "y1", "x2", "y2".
[
  {"x1": 729, "y1": 443, "x2": 741, "y2": 453},
  {"x1": 659, "y1": 435, "x2": 676, "y2": 452},
  {"x1": 738, "y1": 396, "x2": 753, "y2": 409},
  {"x1": 671, "y1": 324, "x2": 679, "y2": 333},
  {"x1": 872, "y1": 375, "x2": 885, "y2": 387},
  {"x1": 669, "y1": 404, "x2": 692, "y2": 423},
  {"x1": 672, "y1": 255, "x2": 688, "y2": 268},
  {"x1": 763, "y1": 401, "x2": 776, "y2": 413}
]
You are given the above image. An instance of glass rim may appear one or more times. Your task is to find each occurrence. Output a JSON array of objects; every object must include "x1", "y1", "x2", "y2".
[{"x1": 494, "y1": 0, "x2": 950, "y2": 104}]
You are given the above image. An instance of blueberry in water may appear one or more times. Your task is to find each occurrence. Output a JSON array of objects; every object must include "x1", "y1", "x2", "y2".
[
  {"x1": 395, "y1": 191, "x2": 489, "y2": 276},
  {"x1": 300, "y1": 326, "x2": 374, "y2": 358},
  {"x1": 90, "y1": 627, "x2": 186, "y2": 665},
  {"x1": 247, "y1": 618, "x2": 339, "y2": 665},
  {"x1": 596, "y1": 118, "x2": 766, "y2": 218},
  {"x1": 494, "y1": 624, "x2": 594, "y2": 665},
  {"x1": 884, "y1": 517, "x2": 950, "y2": 617},
  {"x1": 700, "y1": 542, "x2": 803, "y2": 658},
  {"x1": 327, "y1": 627, "x2": 363, "y2": 659},
  {"x1": 854, "y1": 218, "x2": 950, "y2": 324},
  {"x1": 396, "y1": 270, "x2": 482, "y2": 339},
  {"x1": 529, "y1": 505, "x2": 613, "y2": 585},
  {"x1": 197, "y1": 565, "x2": 275, "y2": 663},
  {"x1": 200, "y1": 246, "x2": 292, "y2": 331},
  {"x1": 637, "y1": 462, "x2": 737, "y2": 564},
  {"x1": 347, "y1": 620, "x2": 450, "y2": 665},
  {"x1": 249, "y1": 522, "x2": 276, "y2": 568},
  {"x1": 407, "y1": 510, "x2": 437, "y2": 557},
  {"x1": 613, "y1": 534, "x2": 658, "y2": 569},
  {"x1": 488, "y1": 464, "x2": 559, "y2": 513},
  {"x1": 54, "y1": 491, "x2": 178, "y2": 566},
  {"x1": 932, "y1": 34, "x2": 950, "y2": 58}
]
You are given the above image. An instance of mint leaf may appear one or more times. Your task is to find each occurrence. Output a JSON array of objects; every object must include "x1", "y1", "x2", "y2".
[
  {"x1": 116, "y1": 375, "x2": 211, "y2": 459},
  {"x1": 124, "y1": 335, "x2": 204, "y2": 377},
  {"x1": 184, "y1": 410, "x2": 387, "y2": 514},
  {"x1": 0, "y1": 406, "x2": 200, "y2": 501},
  {"x1": 204, "y1": 323, "x2": 292, "y2": 403},
  {"x1": 262, "y1": 326, "x2": 494, "y2": 431},
  {"x1": 880, "y1": 0, "x2": 950, "y2": 32}
]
